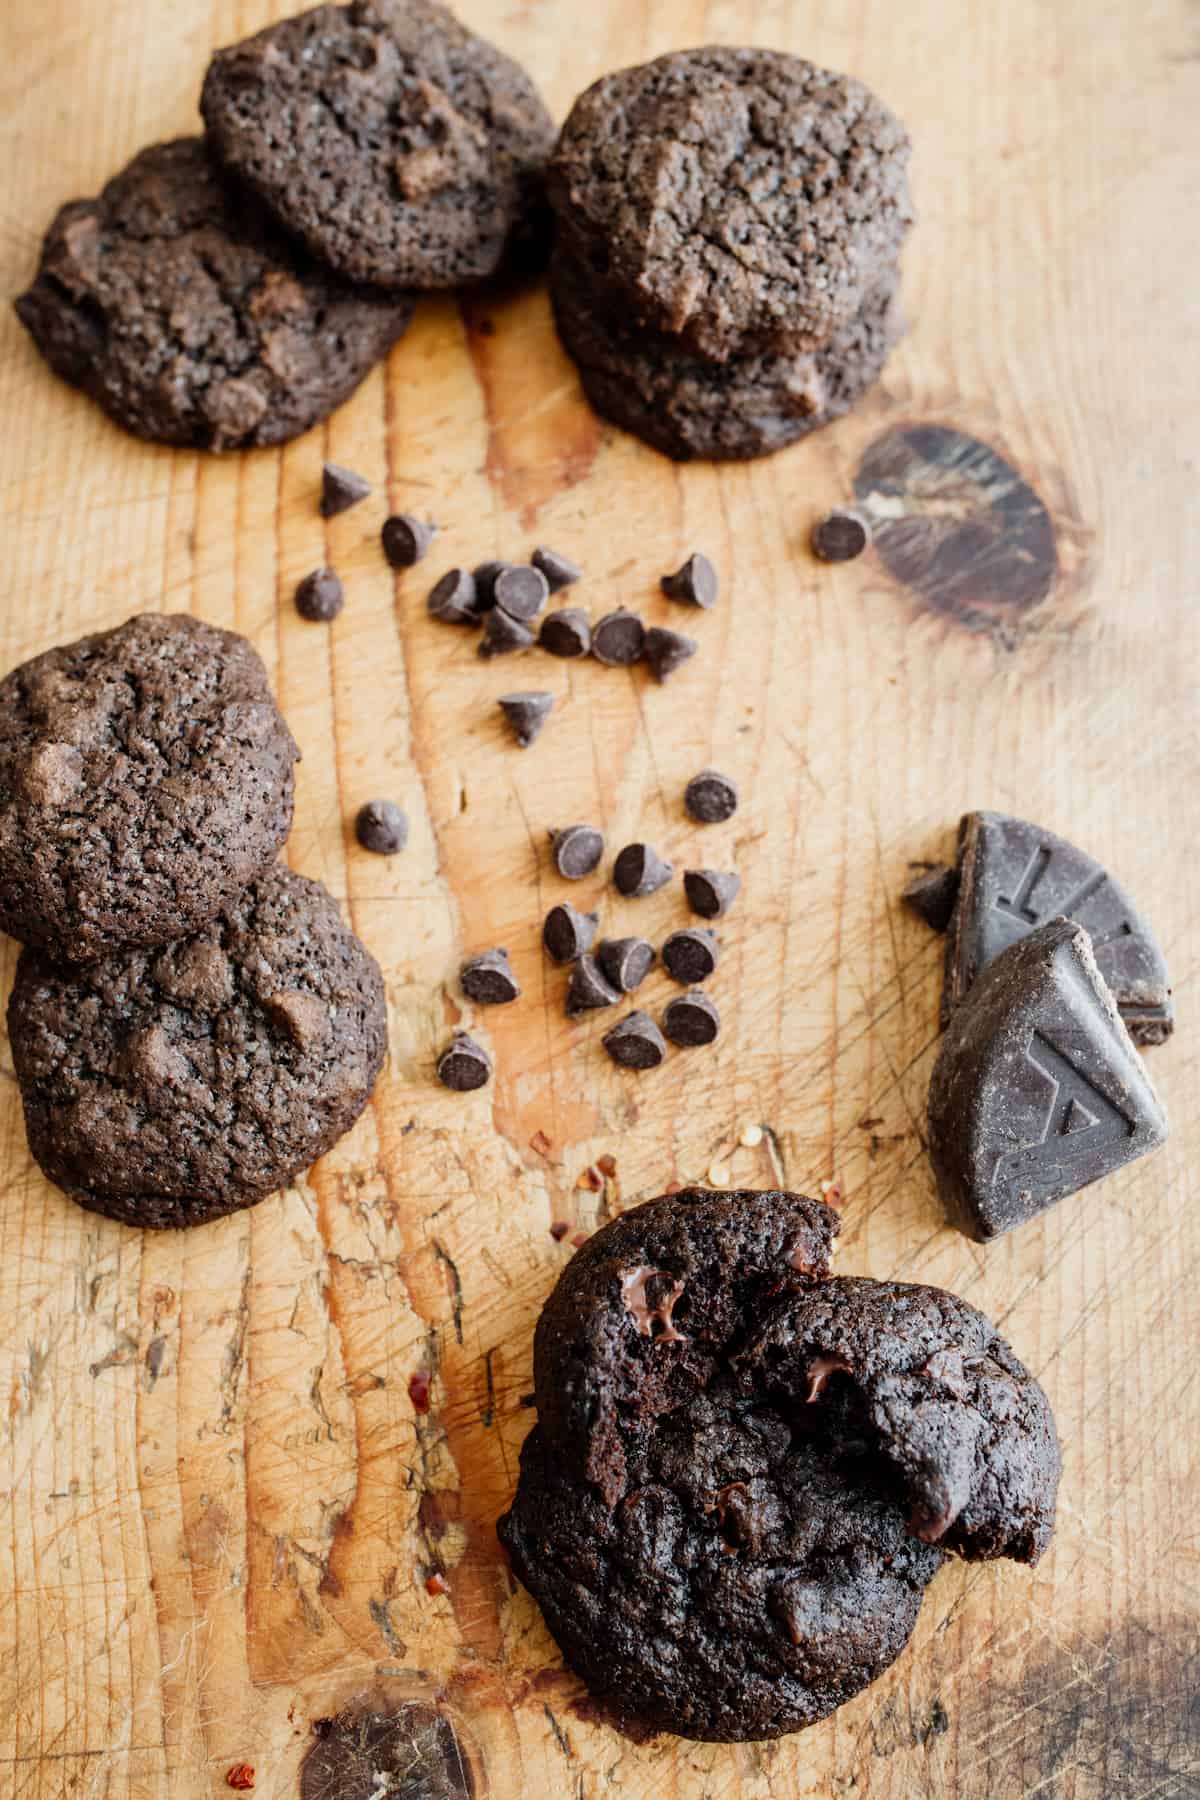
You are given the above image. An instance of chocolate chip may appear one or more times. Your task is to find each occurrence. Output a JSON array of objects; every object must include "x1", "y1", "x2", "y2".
[
  {"x1": 494, "y1": 564, "x2": 550, "y2": 621},
  {"x1": 532, "y1": 546, "x2": 583, "y2": 592},
  {"x1": 355, "y1": 799, "x2": 409, "y2": 855},
  {"x1": 663, "y1": 989, "x2": 721, "y2": 1046},
  {"x1": 437, "y1": 1032, "x2": 492, "y2": 1091},
  {"x1": 902, "y1": 865, "x2": 959, "y2": 933},
  {"x1": 460, "y1": 948, "x2": 521, "y2": 1004},
  {"x1": 539, "y1": 608, "x2": 592, "y2": 658},
  {"x1": 811, "y1": 511, "x2": 868, "y2": 563},
  {"x1": 927, "y1": 918, "x2": 1169, "y2": 1241},
  {"x1": 427, "y1": 568, "x2": 479, "y2": 624},
  {"x1": 603, "y1": 1010, "x2": 667, "y2": 1070},
  {"x1": 294, "y1": 567, "x2": 344, "y2": 622},
  {"x1": 597, "y1": 937, "x2": 656, "y2": 994},
  {"x1": 643, "y1": 626, "x2": 699, "y2": 684},
  {"x1": 684, "y1": 769, "x2": 739, "y2": 824},
  {"x1": 662, "y1": 928, "x2": 719, "y2": 984},
  {"x1": 472, "y1": 561, "x2": 512, "y2": 610},
  {"x1": 661, "y1": 552, "x2": 718, "y2": 608},
  {"x1": 613, "y1": 843, "x2": 673, "y2": 898},
  {"x1": 684, "y1": 868, "x2": 741, "y2": 919},
  {"x1": 382, "y1": 513, "x2": 436, "y2": 568},
  {"x1": 566, "y1": 955, "x2": 622, "y2": 1017},
  {"x1": 498, "y1": 691, "x2": 554, "y2": 747},
  {"x1": 543, "y1": 903, "x2": 599, "y2": 964},
  {"x1": 591, "y1": 608, "x2": 645, "y2": 667},
  {"x1": 550, "y1": 825, "x2": 604, "y2": 880},
  {"x1": 319, "y1": 462, "x2": 371, "y2": 518},
  {"x1": 479, "y1": 607, "x2": 536, "y2": 658}
]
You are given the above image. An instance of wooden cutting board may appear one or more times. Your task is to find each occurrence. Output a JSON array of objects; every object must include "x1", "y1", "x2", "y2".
[{"x1": 1, "y1": 1, "x2": 1197, "y2": 1795}]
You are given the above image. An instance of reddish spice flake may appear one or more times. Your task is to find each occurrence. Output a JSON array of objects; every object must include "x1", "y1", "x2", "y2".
[
  {"x1": 597, "y1": 1154, "x2": 617, "y2": 1178},
  {"x1": 570, "y1": 1231, "x2": 591, "y2": 1249},
  {"x1": 425, "y1": 1572, "x2": 448, "y2": 1596},
  {"x1": 576, "y1": 1165, "x2": 603, "y2": 1191},
  {"x1": 530, "y1": 1129, "x2": 552, "y2": 1157},
  {"x1": 408, "y1": 1368, "x2": 432, "y2": 1413},
  {"x1": 226, "y1": 1767, "x2": 255, "y2": 1792},
  {"x1": 549, "y1": 1221, "x2": 570, "y2": 1241}
]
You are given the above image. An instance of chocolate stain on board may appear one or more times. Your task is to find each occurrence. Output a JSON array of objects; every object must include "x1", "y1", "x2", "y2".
[
  {"x1": 853, "y1": 423, "x2": 1078, "y2": 645},
  {"x1": 460, "y1": 289, "x2": 601, "y2": 526},
  {"x1": 300, "y1": 1701, "x2": 475, "y2": 1799}
]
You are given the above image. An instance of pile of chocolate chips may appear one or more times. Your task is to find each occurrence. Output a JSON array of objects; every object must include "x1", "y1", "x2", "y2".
[
  {"x1": 438, "y1": 768, "x2": 741, "y2": 1089},
  {"x1": 904, "y1": 810, "x2": 1173, "y2": 1241}
]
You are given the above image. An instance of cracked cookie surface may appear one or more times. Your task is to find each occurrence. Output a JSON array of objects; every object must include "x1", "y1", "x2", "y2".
[
  {"x1": 201, "y1": 0, "x2": 555, "y2": 289},
  {"x1": 9, "y1": 865, "x2": 387, "y2": 1228},
  {"x1": 549, "y1": 48, "x2": 912, "y2": 363},
  {"x1": 14, "y1": 137, "x2": 413, "y2": 449},
  {"x1": 500, "y1": 1188, "x2": 1059, "y2": 1741},
  {"x1": 0, "y1": 613, "x2": 298, "y2": 963},
  {"x1": 550, "y1": 249, "x2": 902, "y2": 461}
]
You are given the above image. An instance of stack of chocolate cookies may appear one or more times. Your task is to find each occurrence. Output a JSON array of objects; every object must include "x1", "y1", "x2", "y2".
[
  {"x1": 0, "y1": 613, "x2": 387, "y2": 1230},
  {"x1": 14, "y1": 0, "x2": 555, "y2": 450},
  {"x1": 546, "y1": 48, "x2": 914, "y2": 461}
]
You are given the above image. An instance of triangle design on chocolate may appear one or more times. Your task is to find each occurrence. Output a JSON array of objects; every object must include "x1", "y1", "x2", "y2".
[{"x1": 943, "y1": 811, "x2": 1174, "y2": 1045}]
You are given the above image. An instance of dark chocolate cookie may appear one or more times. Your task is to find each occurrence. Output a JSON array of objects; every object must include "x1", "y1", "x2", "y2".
[
  {"x1": 0, "y1": 613, "x2": 298, "y2": 964},
  {"x1": 201, "y1": 0, "x2": 555, "y2": 290},
  {"x1": 8, "y1": 865, "x2": 387, "y2": 1229},
  {"x1": 499, "y1": 1187, "x2": 1059, "y2": 1742},
  {"x1": 551, "y1": 249, "x2": 901, "y2": 461},
  {"x1": 14, "y1": 139, "x2": 413, "y2": 450},
  {"x1": 549, "y1": 48, "x2": 912, "y2": 363}
]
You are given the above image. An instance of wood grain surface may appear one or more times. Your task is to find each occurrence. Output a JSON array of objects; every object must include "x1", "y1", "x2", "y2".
[{"x1": 1, "y1": 1, "x2": 1198, "y2": 1795}]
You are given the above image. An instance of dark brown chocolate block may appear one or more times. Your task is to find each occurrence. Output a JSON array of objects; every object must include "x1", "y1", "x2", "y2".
[
  {"x1": 928, "y1": 918, "x2": 1168, "y2": 1241},
  {"x1": 942, "y1": 811, "x2": 1173, "y2": 1045}
]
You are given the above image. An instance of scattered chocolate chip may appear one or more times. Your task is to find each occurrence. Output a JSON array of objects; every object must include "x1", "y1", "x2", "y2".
[
  {"x1": 539, "y1": 608, "x2": 592, "y2": 658},
  {"x1": 597, "y1": 937, "x2": 656, "y2": 994},
  {"x1": 550, "y1": 825, "x2": 604, "y2": 880},
  {"x1": 543, "y1": 903, "x2": 599, "y2": 963},
  {"x1": 494, "y1": 563, "x2": 550, "y2": 621},
  {"x1": 603, "y1": 1010, "x2": 667, "y2": 1070},
  {"x1": 294, "y1": 566, "x2": 345, "y2": 622},
  {"x1": 684, "y1": 868, "x2": 742, "y2": 919},
  {"x1": 437, "y1": 1031, "x2": 492, "y2": 1091},
  {"x1": 596, "y1": 1152, "x2": 617, "y2": 1176},
  {"x1": 811, "y1": 511, "x2": 869, "y2": 563},
  {"x1": 684, "y1": 768, "x2": 739, "y2": 824},
  {"x1": 479, "y1": 607, "x2": 536, "y2": 658},
  {"x1": 498, "y1": 691, "x2": 554, "y2": 747},
  {"x1": 549, "y1": 1220, "x2": 570, "y2": 1241},
  {"x1": 902, "y1": 864, "x2": 960, "y2": 934},
  {"x1": 928, "y1": 918, "x2": 1169, "y2": 1241},
  {"x1": 566, "y1": 955, "x2": 621, "y2": 1017},
  {"x1": 942, "y1": 810, "x2": 1174, "y2": 1044},
  {"x1": 473, "y1": 560, "x2": 511, "y2": 610},
  {"x1": 460, "y1": 948, "x2": 521, "y2": 1004},
  {"x1": 355, "y1": 799, "x2": 409, "y2": 855},
  {"x1": 427, "y1": 567, "x2": 479, "y2": 624},
  {"x1": 613, "y1": 842, "x2": 674, "y2": 898},
  {"x1": 643, "y1": 626, "x2": 698, "y2": 683},
  {"x1": 663, "y1": 989, "x2": 721, "y2": 1046},
  {"x1": 661, "y1": 552, "x2": 718, "y2": 609},
  {"x1": 532, "y1": 546, "x2": 583, "y2": 592},
  {"x1": 319, "y1": 461, "x2": 371, "y2": 518},
  {"x1": 592, "y1": 608, "x2": 646, "y2": 667},
  {"x1": 382, "y1": 513, "x2": 436, "y2": 568},
  {"x1": 408, "y1": 1368, "x2": 432, "y2": 1411},
  {"x1": 662, "y1": 927, "x2": 719, "y2": 984}
]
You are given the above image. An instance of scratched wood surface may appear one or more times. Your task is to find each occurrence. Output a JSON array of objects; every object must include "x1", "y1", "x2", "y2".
[{"x1": 1, "y1": 0, "x2": 1198, "y2": 1795}]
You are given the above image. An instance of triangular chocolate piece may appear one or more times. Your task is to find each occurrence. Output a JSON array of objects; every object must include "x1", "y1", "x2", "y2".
[
  {"x1": 929, "y1": 918, "x2": 1168, "y2": 1241},
  {"x1": 943, "y1": 811, "x2": 1173, "y2": 1044}
]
